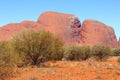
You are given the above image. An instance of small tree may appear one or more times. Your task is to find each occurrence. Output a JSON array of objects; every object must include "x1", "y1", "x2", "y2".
[
  {"x1": 91, "y1": 45, "x2": 111, "y2": 60},
  {"x1": 11, "y1": 30, "x2": 63, "y2": 65}
]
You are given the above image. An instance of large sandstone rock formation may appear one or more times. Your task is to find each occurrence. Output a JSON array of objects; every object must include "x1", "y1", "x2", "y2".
[
  {"x1": 37, "y1": 12, "x2": 81, "y2": 45},
  {"x1": 118, "y1": 38, "x2": 120, "y2": 47},
  {"x1": 79, "y1": 20, "x2": 118, "y2": 47},
  {"x1": 0, "y1": 11, "x2": 118, "y2": 47}
]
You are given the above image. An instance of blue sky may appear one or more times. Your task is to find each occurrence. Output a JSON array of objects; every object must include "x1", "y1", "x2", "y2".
[{"x1": 0, "y1": 0, "x2": 120, "y2": 39}]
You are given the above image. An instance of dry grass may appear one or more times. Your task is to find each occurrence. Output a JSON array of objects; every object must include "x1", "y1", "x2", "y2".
[{"x1": 5, "y1": 57, "x2": 120, "y2": 80}]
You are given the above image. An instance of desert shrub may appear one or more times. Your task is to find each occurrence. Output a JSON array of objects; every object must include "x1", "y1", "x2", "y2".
[
  {"x1": 11, "y1": 30, "x2": 63, "y2": 65},
  {"x1": 78, "y1": 46, "x2": 91, "y2": 60},
  {"x1": 0, "y1": 41, "x2": 18, "y2": 79},
  {"x1": 48, "y1": 46, "x2": 64, "y2": 61},
  {"x1": 20, "y1": 75, "x2": 39, "y2": 80},
  {"x1": 118, "y1": 57, "x2": 120, "y2": 63},
  {"x1": 112, "y1": 48, "x2": 120, "y2": 56},
  {"x1": 91, "y1": 45, "x2": 111, "y2": 60},
  {"x1": 63, "y1": 46, "x2": 79, "y2": 61},
  {"x1": 63, "y1": 46, "x2": 91, "y2": 61}
]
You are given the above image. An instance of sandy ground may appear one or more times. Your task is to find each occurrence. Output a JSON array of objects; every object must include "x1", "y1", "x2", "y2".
[{"x1": 6, "y1": 57, "x2": 120, "y2": 80}]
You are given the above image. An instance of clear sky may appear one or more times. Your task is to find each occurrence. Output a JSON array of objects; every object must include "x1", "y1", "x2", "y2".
[{"x1": 0, "y1": 0, "x2": 120, "y2": 39}]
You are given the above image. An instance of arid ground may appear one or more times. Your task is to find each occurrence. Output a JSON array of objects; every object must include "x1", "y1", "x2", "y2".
[{"x1": 6, "y1": 57, "x2": 120, "y2": 80}]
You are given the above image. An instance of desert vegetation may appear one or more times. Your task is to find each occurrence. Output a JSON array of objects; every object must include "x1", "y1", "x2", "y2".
[
  {"x1": 0, "y1": 41, "x2": 18, "y2": 79},
  {"x1": 11, "y1": 30, "x2": 63, "y2": 65},
  {"x1": 63, "y1": 46, "x2": 91, "y2": 61},
  {"x1": 0, "y1": 30, "x2": 63, "y2": 79},
  {"x1": 91, "y1": 45, "x2": 112, "y2": 60},
  {"x1": 112, "y1": 48, "x2": 120, "y2": 56},
  {"x1": 0, "y1": 30, "x2": 120, "y2": 80},
  {"x1": 118, "y1": 57, "x2": 120, "y2": 63}
]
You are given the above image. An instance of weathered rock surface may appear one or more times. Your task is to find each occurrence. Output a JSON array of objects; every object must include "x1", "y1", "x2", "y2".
[
  {"x1": 79, "y1": 20, "x2": 118, "y2": 47},
  {"x1": 0, "y1": 23, "x2": 24, "y2": 41},
  {"x1": 118, "y1": 38, "x2": 120, "y2": 47},
  {"x1": 37, "y1": 11, "x2": 81, "y2": 45},
  {"x1": 0, "y1": 11, "x2": 118, "y2": 47}
]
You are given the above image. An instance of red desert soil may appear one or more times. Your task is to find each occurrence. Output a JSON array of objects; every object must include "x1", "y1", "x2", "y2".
[{"x1": 7, "y1": 57, "x2": 120, "y2": 80}]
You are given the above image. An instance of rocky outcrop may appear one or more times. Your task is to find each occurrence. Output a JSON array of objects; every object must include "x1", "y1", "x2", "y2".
[
  {"x1": 0, "y1": 21, "x2": 40, "y2": 41},
  {"x1": 0, "y1": 23, "x2": 24, "y2": 40},
  {"x1": 79, "y1": 20, "x2": 118, "y2": 47},
  {"x1": 118, "y1": 38, "x2": 120, "y2": 47},
  {"x1": 0, "y1": 11, "x2": 118, "y2": 47},
  {"x1": 37, "y1": 11, "x2": 81, "y2": 45},
  {"x1": 0, "y1": 12, "x2": 81, "y2": 46}
]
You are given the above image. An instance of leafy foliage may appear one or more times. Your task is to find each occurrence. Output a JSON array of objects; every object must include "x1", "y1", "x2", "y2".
[
  {"x1": 0, "y1": 41, "x2": 18, "y2": 79},
  {"x1": 11, "y1": 30, "x2": 63, "y2": 65},
  {"x1": 63, "y1": 46, "x2": 79, "y2": 61},
  {"x1": 63, "y1": 46, "x2": 91, "y2": 61},
  {"x1": 78, "y1": 46, "x2": 91, "y2": 60},
  {"x1": 118, "y1": 57, "x2": 120, "y2": 63},
  {"x1": 91, "y1": 45, "x2": 111, "y2": 60},
  {"x1": 112, "y1": 48, "x2": 120, "y2": 56}
]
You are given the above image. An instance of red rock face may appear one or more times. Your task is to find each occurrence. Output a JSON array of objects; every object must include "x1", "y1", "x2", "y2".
[
  {"x1": 0, "y1": 23, "x2": 24, "y2": 41},
  {"x1": 37, "y1": 11, "x2": 81, "y2": 45},
  {"x1": 118, "y1": 38, "x2": 120, "y2": 47},
  {"x1": 0, "y1": 21, "x2": 41, "y2": 41},
  {"x1": 79, "y1": 20, "x2": 118, "y2": 47},
  {"x1": 0, "y1": 11, "x2": 118, "y2": 47}
]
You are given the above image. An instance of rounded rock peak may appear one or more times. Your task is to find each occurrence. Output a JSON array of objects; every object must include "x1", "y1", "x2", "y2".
[
  {"x1": 83, "y1": 19, "x2": 106, "y2": 25},
  {"x1": 37, "y1": 11, "x2": 77, "y2": 23},
  {"x1": 37, "y1": 11, "x2": 81, "y2": 28}
]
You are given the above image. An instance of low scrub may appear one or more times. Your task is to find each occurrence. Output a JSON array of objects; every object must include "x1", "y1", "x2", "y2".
[
  {"x1": 63, "y1": 46, "x2": 91, "y2": 61},
  {"x1": 79, "y1": 46, "x2": 91, "y2": 60},
  {"x1": 118, "y1": 57, "x2": 120, "y2": 63},
  {"x1": 112, "y1": 48, "x2": 120, "y2": 56},
  {"x1": 91, "y1": 45, "x2": 111, "y2": 60},
  {"x1": 0, "y1": 41, "x2": 18, "y2": 79},
  {"x1": 63, "y1": 46, "x2": 80, "y2": 61}
]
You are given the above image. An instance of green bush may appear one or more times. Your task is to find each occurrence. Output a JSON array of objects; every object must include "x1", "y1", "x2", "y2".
[
  {"x1": 11, "y1": 30, "x2": 63, "y2": 65},
  {"x1": 118, "y1": 57, "x2": 120, "y2": 63},
  {"x1": 63, "y1": 46, "x2": 79, "y2": 61},
  {"x1": 48, "y1": 47, "x2": 64, "y2": 61},
  {"x1": 79, "y1": 46, "x2": 91, "y2": 60},
  {"x1": 63, "y1": 46, "x2": 91, "y2": 61},
  {"x1": 112, "y1": 48, "x2": 120, "y2": 56},
  {"x1": 91, "y1": 45, "x2": 111, "y2": 60},
  {"x1": 0, "y1": 41, "x2": 18, "y2": 79}
]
